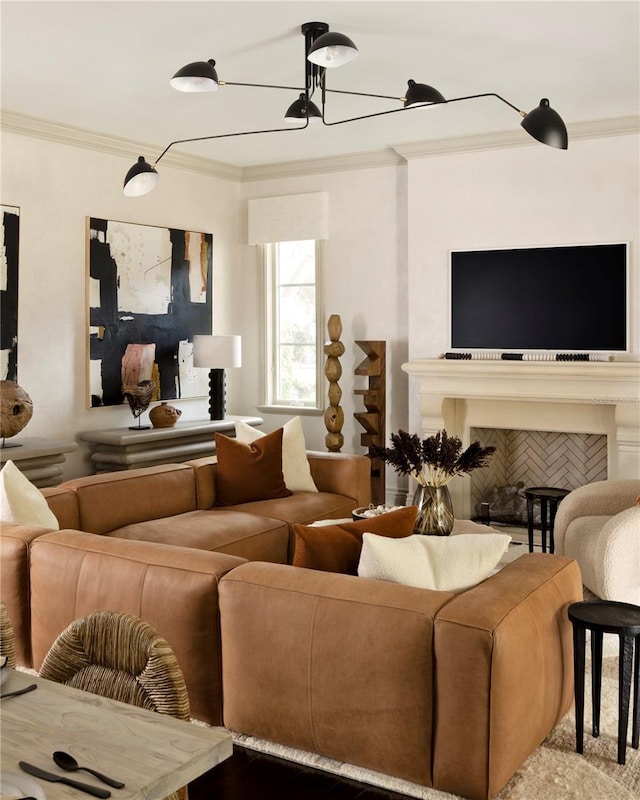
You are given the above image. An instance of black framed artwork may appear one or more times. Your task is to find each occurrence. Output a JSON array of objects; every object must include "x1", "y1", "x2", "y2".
[
  {"x1": 87, "y1": 217, "x2": 213, "y2": 407},
  {"x1": 1, "y1": 205, "x2": 19, "y2": 382}
]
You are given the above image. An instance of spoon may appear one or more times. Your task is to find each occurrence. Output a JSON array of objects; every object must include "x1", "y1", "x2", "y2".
[{"x1": 52, "y1": 752, "x2": 125, "y2": 789}]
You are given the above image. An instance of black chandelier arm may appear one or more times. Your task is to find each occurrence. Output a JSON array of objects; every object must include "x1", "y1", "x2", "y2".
[
  {"x1": 153, "y1": 118, "x2": 310, "y2": 165},
  {"x1": 324, "y1": 87, "x2": 404, "y2": 103},
  {"x1": 319, "y1": 91, "x2": 526, "y2": 127},
  {"x1": 220, "y1": 80, "x2": 305, "y2": 92}
]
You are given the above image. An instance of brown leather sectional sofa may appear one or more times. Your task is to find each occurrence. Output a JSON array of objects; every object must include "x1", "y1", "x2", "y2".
[
  {"x1": 1, "y1": 451, "x2": 370, "y2": 698},
  {"x1": 0, "y1": 451, "x2": 583, "y2": 800}
]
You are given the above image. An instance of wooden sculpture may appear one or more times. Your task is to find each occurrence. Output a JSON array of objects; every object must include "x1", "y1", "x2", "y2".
[
  {"x1": 354, "y1": 341, "x2": 386, "y2": 505},
  {"x1": 323, "y1": 315, "x2": 345, "y2": 453}
]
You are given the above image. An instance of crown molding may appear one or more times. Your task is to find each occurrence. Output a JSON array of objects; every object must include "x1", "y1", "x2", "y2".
[
  {"x1": 240, "y1": 147, "x2": 405, "y2": 182},
  {"x1": 391, "y1": 116, "x2": 640, "y2": 161},
  {"x1": 0, "y1": 110, "x2": 242, "y2": 182},
  {"x1": 3, "y1": 109, "x2": 638, "y2": 183}
]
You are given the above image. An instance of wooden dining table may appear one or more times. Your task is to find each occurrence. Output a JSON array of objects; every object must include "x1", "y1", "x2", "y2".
[{"x1": 0, "y1": 668, "x2": 232, "y2": 800}]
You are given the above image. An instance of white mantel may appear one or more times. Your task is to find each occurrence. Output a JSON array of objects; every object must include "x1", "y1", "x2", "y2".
[{"x1": 402, "y1": 359, "x2": 640, "y2": 515}]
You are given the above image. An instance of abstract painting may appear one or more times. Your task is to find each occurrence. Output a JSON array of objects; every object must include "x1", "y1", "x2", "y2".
[
  {"x1": 87, "y1": 217, "x2": 213, "y2": 407},
  {"x1": 1, "y1": 205, "x2": 20, "y2": 381}
]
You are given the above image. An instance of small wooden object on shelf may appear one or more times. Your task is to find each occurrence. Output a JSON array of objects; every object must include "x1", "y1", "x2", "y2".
[{"x1": 354, "y1": 340, "x2": 386, "y2": 505}]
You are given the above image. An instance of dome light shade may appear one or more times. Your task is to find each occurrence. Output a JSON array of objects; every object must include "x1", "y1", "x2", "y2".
[
  {"x1": 170, "y1": 59, "x2": 219, "y2": 92},
  {"x1": 521, "y1": 98, "x2": 568, "y2": 150},
  {"x1": 284, "y1": 93, "x2": 322, "y2": 123},
  {"x1": 404, "y1": 79, "x2": 446, "y2": 107},
  {"x1": 307, "y1": 31, "x2": 358, "y2": 68},
  {"x1": 123, "y1": 156, "x2": 159, "y2": 197}
]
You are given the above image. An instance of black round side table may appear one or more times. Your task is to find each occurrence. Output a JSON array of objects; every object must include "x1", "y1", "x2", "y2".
[
  {"x1": 568, "y1": 600, "x2": 640, "y2": 765},
  {"x1": 524, "y1": 486, "x2": 570, "y2": 553}
]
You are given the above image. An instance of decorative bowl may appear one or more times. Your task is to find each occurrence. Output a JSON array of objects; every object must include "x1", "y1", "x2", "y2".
[{"x1": 352, "y1": 504, "x2": 405, "y2": 521}]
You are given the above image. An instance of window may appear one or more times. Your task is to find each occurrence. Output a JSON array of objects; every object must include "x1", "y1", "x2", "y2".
[{"x1": 263, "y1": 240, "x2": 322, "y2": 410}]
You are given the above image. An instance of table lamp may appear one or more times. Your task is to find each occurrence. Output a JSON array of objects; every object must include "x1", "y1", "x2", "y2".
[{"x1": 193, "y1": 335, "x2": 242, "y2": 420}]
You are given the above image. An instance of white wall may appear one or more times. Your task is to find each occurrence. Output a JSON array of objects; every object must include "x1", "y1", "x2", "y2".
[
  {"x1": 1, "y1": 132, "x2": 242, "y2": 478},
  {"x1": 239, "y1": 165, "x2": 410, "y2": 503},
  {"x1": 3, "y1": 128, "x2": 637, "y2": 496},
  {"x1": 405, "y1": 133, "x2": 640, "y2": 435}
]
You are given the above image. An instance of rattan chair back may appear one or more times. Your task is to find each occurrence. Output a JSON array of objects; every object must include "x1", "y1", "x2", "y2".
[
  {"x1": 40, "y1": 610, "x2": 191, "y2": 800},
  {"x1": 0, "y1": 600, "x2": 17, "y2": 668}
]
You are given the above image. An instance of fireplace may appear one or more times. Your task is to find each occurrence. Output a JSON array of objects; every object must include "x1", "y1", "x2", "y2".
[
  {"x1": 402, "y1": 359, "x2": 640, "y2": 519},
  {"x1": 469, "y1": 427, "x2": 607, "y2": 525}
]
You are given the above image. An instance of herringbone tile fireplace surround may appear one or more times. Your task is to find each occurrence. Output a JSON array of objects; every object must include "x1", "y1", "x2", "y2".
[{"x1": 469, "y1": 427, "x2": 608, "y2": 524}]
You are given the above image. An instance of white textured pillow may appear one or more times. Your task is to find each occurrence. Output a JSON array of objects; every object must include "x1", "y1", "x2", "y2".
[
  {"x1": 0, "y1": 460, "x2": 59, "y2": 529},
  {"x1": 358, "y1": 532, "x2": 511, "y2": 592},
  {"x1": 234, "y1": 417, "x2": 318, "y2": 493}
]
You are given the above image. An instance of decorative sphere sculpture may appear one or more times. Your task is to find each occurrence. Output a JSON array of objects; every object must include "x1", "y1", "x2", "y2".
[
  {"x1": 149, "y1": 402, "x2": 182, "y2": 429},
  {"x1": 0, "y1": 381, "x2": 33, "y2": 440}
]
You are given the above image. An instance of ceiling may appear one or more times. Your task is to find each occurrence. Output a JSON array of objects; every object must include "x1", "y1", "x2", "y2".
[{"x1": 2, "y1": 1, "x2": 639, "y2": 170}]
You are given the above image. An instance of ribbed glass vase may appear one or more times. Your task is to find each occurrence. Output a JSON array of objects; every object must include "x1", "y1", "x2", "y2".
[{"x1": 412, "y1": 484, "x2": 454, "y2": 536}]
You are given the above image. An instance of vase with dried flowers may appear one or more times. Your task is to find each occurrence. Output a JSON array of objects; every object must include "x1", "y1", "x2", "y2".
[{"x1": 372, "y1": 430, "x2": 496, "y2": 535}]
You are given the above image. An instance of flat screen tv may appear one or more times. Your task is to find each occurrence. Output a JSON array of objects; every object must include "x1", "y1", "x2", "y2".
[{"x1": 449, "y1": 243, "x2": 628, "y2": 352}]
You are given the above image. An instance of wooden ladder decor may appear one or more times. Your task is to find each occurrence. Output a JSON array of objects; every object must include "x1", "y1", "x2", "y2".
[{"x1": 354, "y1": 340, "x2": 386, "y2": 505}]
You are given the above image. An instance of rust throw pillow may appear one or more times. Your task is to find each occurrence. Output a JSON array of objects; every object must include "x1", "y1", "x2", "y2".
[
  {"x1": 292, "y1": 506, "x2": 417, "y2": 575},
  {"x1": 215, "y1": 429, "x2": 292, "y2": 505}
]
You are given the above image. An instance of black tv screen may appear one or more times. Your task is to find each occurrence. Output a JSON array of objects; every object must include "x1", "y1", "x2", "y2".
[{"x1": 450, "y1": 243, "x2": 628, "y2": 352}]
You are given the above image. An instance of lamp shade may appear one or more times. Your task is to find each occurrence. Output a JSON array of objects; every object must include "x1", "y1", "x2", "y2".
[
  {"x1": 521, "y1": 98, "x2": 568, "y2": 150},
  {"x1": 170, "y1": 59, "x2": 219, "y2": 92},
  {"x1": 193, "y1": 335, "x2": 242, "y2": 369},
  {"x1": 284, "y1": 93, "x2": 322, "y2": 123},
  {"x1": 404, "y1": 79, "x2": 446, "y2": 108},
  {"x1": 307, "y1": 31, "x2": 358, "y2": 68},
  {"x1": 123, "y1": 156, "x2": 159, "y2": 197}
]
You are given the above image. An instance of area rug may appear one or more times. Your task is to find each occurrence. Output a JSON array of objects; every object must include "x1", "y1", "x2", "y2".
[{"x1": 216, "y1": 656, "x2": 639, "y2": 800}]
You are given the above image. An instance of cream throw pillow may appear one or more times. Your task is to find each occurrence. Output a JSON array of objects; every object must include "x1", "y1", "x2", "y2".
[
  {"x1": 235, "y1": 417, "x2": 318, "y2": 493},
  {"x1": 0, "y1": 460, "x2": 59, "y2": 529},
  {"x1": 358, "y1": 532, "x2": 511, "y2": 592}
]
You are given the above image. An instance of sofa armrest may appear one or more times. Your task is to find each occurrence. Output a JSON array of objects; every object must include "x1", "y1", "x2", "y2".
[
  {"x1": 432, "y1": 554, "x2": 582, "y2": 800},
  {"x1": 41, "y1": 486, "x2": 80, "y2": 529},
  {"x1": 29, "y1": 530, "x2": 247, "y2": 725},
  {"x1": 594, "y1": 505, "x2": 640, "y2": 604},
  {"x1": 0, "y1": 522, "x2": 55, "y2": 667},
  {"x1": 306, "y1": 450, "x2": 371, "y2": 507},
  {"x1": 554, "y1": 479, "x2": 640, "y2": 555},
  {"x1": 220, "y1": 561, "x2": 452, "y2": 787}
]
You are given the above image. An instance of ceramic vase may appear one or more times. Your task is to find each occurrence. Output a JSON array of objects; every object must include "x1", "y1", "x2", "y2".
[{"x1": 412, "y1": 484, "x2": 454, "y2": 535}]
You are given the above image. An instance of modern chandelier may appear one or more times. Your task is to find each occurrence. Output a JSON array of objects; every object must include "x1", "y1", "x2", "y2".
[{"x1": 123, "y1": 21, "x2": 569, "y2": 196}]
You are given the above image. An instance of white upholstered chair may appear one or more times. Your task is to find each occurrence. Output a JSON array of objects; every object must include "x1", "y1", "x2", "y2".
[{"x1": 554, "y1": 479, "x2": 640, "y2": 605}]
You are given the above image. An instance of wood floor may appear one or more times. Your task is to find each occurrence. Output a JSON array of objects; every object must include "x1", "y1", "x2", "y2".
[{"x1": 188, "y1": 745, "x2": 417, "y2": 800}]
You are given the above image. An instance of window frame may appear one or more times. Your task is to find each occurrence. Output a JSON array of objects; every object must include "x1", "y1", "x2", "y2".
[{"x1": 258, "y1": 239, "x2": 324, "y2": 415}]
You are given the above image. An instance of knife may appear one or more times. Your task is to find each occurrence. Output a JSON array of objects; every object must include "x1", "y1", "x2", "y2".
[
  {"x1": 0, "y1": 684, "x2": 37, "y2": 700},
  {"x1": 18, "y1": 762, "x2": 112, "y2": 798}
]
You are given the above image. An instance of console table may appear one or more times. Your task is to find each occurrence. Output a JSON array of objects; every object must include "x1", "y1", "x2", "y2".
[
  {"x1": 79, "y1": 416, "x2": 263, "y2": 472},
  {"x1": 0, "y1": 437, "x2": 78, "y2": 487}
]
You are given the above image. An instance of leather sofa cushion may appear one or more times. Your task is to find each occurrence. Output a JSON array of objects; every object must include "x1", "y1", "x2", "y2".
[
  {"x1": 106, "y1": 509, "x2": 290, "y2": 564},
  {"x1": 30, "y1": 530, "x2": 246, "y2": 725},
  {"x1": 292, "y1": 506, "x2": 417, "y2": 574},
  {"x1": 61, "y1": 464, "x2": 197, "y2": 534},
  {"x1": 432, "y1": 554, "x2": 582, "y2": 799},
  {"x1": 0, "y1": 522, "x2": 54, "y2": 667},
  {"x1": 220, "y1": 561, "x2": 454, "y2": 787},
  {"x1": 223, "y1": 491, "x2": 359, "y2": 527},
  {"x1": 214, "y1": 429, "x2": 291, "y2": 505}
]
